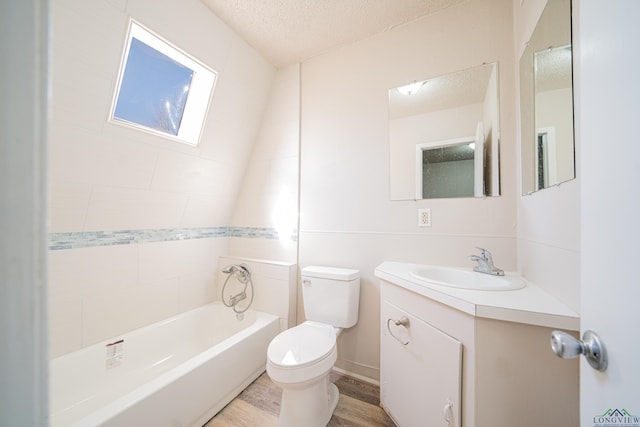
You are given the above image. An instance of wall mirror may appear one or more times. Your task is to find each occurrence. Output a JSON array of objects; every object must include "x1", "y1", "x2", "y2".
[
  {"x1": 389, "y1": 63, "x2": 500, "y2": 200},
  {"x1": 520, "y1": 0, "x2": 575, "y2": 195}
]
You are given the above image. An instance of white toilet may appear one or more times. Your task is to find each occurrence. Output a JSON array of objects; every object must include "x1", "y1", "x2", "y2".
[{"x1": 266, "y1": 266, "x2": 360, "y2": 427}]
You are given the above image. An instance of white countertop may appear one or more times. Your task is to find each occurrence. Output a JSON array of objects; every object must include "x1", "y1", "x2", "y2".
[{"x1": 375, "y1": 261, "x2": 579, "y2": 331}]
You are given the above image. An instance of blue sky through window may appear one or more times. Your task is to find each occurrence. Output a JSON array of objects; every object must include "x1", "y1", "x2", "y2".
[{"x1": 114, "y1": 37, "x2": 194, "y2": 136}]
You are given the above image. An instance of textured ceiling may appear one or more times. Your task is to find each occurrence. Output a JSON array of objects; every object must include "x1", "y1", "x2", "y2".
[
  {"x1": 201, "y1": 0, "x2": 466, "y2": 68},
  {"x1": 389, "y1": 63, "x2": 494, "y2": 119},
  {"x1": 534, "y1": 45, "x2": 572, "y2": 92}
]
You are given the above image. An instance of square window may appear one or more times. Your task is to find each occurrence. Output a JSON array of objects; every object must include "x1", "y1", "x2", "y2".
[
  {"x1": 114, "y1": 38, "x2": 193, "y2": 136},
  {"x1": 110, "y1": 20, "x2": 217, "y2": 146}
]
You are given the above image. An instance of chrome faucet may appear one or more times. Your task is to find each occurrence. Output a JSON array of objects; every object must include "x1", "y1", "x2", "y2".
[
  {"x1": 228, "y1": 292, "x2": 247, "y2": 307},
  {"x1": 469, "y1": 247, "x2": 504, "y2": 276}
]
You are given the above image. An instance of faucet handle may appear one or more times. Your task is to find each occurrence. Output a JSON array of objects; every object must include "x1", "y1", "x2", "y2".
[
  {"x1": 474, "y1": 247, "x2": 493, "y2": 262},
  {"x1": 471, "y1": 247, "x2": 503, "y2": 275}
]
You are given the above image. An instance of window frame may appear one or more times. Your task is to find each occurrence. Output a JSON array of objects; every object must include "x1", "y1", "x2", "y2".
[{"x1": 109, "y1": 19, "x2": 217, "y2": 146}]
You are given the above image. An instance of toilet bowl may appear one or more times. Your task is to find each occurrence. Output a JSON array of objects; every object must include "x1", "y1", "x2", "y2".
[
  {"x1": 266, "y1": 266, "x2": 360, "y2": 427},
  {"x1": 267, "y1": 322, "x2": 340, "y2": 427}
]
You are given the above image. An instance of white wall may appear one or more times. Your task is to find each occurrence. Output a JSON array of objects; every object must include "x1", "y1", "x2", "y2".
[
  {"x1": 513, "y1": 0, "x2": 580, "y2": 313},
  {"x1": 228, "y1": 63, "x2": 301, "y2": 263},
  {"x1": 49, "y1": 0, "x2": 277, "y2": 357},
  {"x1": 299, "y1": 0, "x2": 517, "y2": 380}
]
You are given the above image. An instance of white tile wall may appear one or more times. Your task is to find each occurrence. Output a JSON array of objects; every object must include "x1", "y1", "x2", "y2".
[
  {"x1": 49, "y1": 245, "x2": 139, "y2": 297},
  {"x1": 49, "y1": 295, "x2": 82, "y2": 358},
  {"x1": 180, "y1": 194, "x2": 233, "y2": 228},
  {"x1": 49, "y1": 0, "x2": 277, "y2": 357},
  {"x1": 49, "y1": 184, "x2": 92, "y2": 233},
  {"x1": 83, "y1": 187, "x2": 189, "y2": 231},
  {"x1": 48, "y1": 237, "x2": 230, "y2": 357},
  {"x1": 228, "y1": 64, "x2": 300, "y2": 264}
]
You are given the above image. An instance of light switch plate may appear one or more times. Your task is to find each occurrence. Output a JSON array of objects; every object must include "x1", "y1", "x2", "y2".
[{"x1": 418, "y1": 208, "x2": 431, "y2": 227}]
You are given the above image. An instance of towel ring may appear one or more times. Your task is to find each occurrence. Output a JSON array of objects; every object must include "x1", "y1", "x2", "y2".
[{"x1": 387, "y1": 316, "x2": 410, "y2": 346}]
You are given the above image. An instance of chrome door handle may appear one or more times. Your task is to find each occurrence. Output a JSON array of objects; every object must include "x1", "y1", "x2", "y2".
[
  {"x1": 387, "y1": 316, "x2": 410, "y2": 346},
  {"x1": 550, "y1": 330, "x2": 608, "y2": 371}
]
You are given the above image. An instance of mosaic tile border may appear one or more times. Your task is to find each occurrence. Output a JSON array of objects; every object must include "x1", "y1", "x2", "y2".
[{"x1": 48, "y1": 226, "x2": 297, "y2": 251}]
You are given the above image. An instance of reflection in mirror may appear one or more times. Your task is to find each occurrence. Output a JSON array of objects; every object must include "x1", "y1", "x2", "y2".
[
  {"x1": 520, "y1": 0, "x2": 574, "y2": 194},
  {"x1": 389, "y1": 63, "x2": 500, "y2": 200},
  {"x1": 417, "y1": 124, "x2": 484, "y2": 199}
]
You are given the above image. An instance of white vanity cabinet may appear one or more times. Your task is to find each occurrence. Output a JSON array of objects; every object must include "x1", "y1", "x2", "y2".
[
  {"x1": 381, "y1": 300, "x2": 462, "y2": 427},
  {"x1": 377, "y1": 267, "x2": 580, "y2": 427}
]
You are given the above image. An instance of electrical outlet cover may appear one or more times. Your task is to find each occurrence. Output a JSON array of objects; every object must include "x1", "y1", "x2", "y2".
[{"x1": 418, "y1": 208, "x2": 431, "y2": 227}]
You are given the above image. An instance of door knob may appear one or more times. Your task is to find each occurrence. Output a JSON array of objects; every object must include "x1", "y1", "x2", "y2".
[{"x1": 550, "y1": 330, "x2": 608, "y2": 371}]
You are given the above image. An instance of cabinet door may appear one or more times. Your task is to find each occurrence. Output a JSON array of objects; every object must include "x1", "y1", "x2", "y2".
[{"x1": 381, "y1": 300, "x2": 462, "y2": 427}]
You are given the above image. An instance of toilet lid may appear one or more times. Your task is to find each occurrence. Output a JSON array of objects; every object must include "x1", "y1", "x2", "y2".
[{"x1": 268, "y1": 322, "x2": 336, "y2": 368}]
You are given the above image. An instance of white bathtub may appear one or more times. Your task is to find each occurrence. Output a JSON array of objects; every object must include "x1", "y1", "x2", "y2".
[{"x1": 50, "y1": 302, "x2": 280, "y2": 427}]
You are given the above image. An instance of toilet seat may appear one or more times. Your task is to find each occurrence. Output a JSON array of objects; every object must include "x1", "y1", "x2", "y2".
[
  {"x1": 268, "y1": 321, "x2": 336, "y2": 368},
  {"x1": 267, "y1": 321, "x2": 337, "y2": 384}
]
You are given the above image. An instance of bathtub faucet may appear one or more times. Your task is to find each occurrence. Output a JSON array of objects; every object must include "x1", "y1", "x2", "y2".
[
  {"x1": 221, "y1": 263, "x2": 253, "y2": 315},
  {"x1": 469, "y1": 247, "x2": 504, "y2": 276},
  {"x1": 228, "y1": 292, "x2": 247, "y2": 307}
]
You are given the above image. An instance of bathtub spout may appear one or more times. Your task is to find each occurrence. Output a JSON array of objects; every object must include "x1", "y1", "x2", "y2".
[{"x1": 229, "y1": 292, "x2": 247, "y2": 306}]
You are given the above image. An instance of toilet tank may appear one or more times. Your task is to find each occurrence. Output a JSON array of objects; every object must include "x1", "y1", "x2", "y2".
[{"x1": 301, "y1": 266, "x2": 360, "y2": 328}]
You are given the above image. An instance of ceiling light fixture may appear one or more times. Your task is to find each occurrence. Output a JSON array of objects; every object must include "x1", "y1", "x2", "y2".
[{"x1": 396, "y1": 80, "x2": 425, "y2": 96}]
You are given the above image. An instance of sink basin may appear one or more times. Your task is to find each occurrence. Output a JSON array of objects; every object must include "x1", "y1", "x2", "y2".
[{"x1": 410, "y1": 266, "x2": 526, "y2": 291}]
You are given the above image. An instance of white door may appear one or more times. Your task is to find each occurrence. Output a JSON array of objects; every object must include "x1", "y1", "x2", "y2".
[{"x1": 578, "y1": 1, "x2": 640, "y2": 425}]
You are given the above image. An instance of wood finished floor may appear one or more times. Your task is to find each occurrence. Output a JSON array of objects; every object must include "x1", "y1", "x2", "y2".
[{"x1": 204, "y1": 370, "x2": 396, "y2": 427}]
